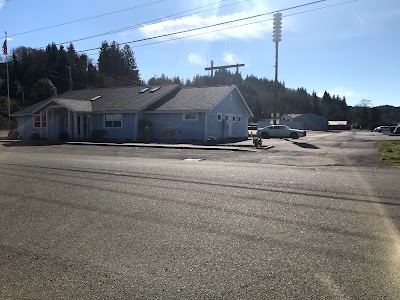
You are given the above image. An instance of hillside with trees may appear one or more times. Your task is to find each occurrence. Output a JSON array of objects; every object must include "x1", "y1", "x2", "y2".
[{"x1": 1, "y1": 42, "x2": 399, "y2": 130}]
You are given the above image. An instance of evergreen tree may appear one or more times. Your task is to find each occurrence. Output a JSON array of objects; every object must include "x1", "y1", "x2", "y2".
[{"x1": 31, "y1": 78, "x2": 57, "y2": 104}]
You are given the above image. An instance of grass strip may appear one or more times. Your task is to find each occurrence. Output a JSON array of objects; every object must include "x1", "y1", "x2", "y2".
[{"x1": 379, "y1": 141, "x2": 400, "y2": 165}]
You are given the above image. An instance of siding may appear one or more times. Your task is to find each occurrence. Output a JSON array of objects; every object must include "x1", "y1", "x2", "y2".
[
  {"x1": 208, "y1": 91, "x2": 249, "y2": 139},
  {"x1": 18, "y1": 116, "x2": 34, "y2": 138},
  {"x1": 143, "y1": 113, "x2": 206, "y2": 141},
  {"x1": 92, "y1": 113, "x2": 136, "y2": 140}
]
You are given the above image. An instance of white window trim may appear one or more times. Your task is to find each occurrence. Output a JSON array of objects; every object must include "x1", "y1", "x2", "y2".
[
  {"x1": 232, "y1": 115, "x2": 237, "y2": 122},
  {"x1": 217, "y1": 113, "x2": 222, "y2": 122},
  {"x1": 104, "y1": 113, "x2": 123, "y2": 128},
  {"x1": 182, "y1": 113, "x2": 198, "y2": 121},
  {"x1": 33, "y1": 111, "x2": 46, "y2": 128},
  {"x1": 238, "y1": 115, "x2": 242, "y2": 123}
]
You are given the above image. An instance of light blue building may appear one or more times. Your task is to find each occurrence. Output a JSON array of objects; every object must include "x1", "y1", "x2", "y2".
[{"x1": 12, "y1": 84, "x2": 253, "y2": 143}]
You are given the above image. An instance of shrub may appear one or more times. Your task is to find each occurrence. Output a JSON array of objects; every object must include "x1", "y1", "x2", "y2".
[
  {"x1": 163, "y1": 127, "x2": 181, "y2": 142},
  {"x1": 58, "y1": 131, "x2": 69, "y2": 141},
  {"x1": 91, "y1": 129, "x2": 107, "y2": 141},
  {"x1": 207, "y1": 136, "x2": 218, "y2": 145},
  {"x1": 30, "y1": 132, "x2": 40, "y2": 140},
  {"x1": 7, "y1": 129, "x2": 19, "y2": 139},
  {"x1": 139, "y1": 119, "x2": 152, "y2": 143}
]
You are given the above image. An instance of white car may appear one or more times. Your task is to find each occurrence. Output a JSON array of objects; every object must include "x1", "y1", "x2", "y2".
[
  {"x1": 256, "y1": 125, "x2": 306, "y2": 139},
  {"x1": 373, "y1": 126, "x2": 391, "y2": 133}
]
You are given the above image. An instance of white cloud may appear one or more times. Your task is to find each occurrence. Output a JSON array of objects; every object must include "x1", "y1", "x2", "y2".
[
  {"x1": 188, "y1": 52, "x2": 206, "y2": 65},
  {"x1": 222, "y1": 51, "x2": 240, "y2": 64},
  {"x1": 138, "y1": 0, "x2": 274, "y2": 41}
]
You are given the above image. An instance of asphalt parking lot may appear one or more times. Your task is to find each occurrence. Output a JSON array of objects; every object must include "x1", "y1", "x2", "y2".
[{"x1": 1, "y1": 130, "x2": 400, "y2": 299}]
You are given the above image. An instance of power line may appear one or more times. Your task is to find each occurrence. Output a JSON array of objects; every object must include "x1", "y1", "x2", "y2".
[
  {"x1": 127, "y1": 0, "x2": 359, "y2": 49},
  {"x1": 53, "y1": 0, "x2": 249, "y2": 47},
  {"x1": 8, "y1": 0, "x2": 167, "y2": 37},
  {"x1": 76, "y1": 0, "x2": 338, "y2": 53}
]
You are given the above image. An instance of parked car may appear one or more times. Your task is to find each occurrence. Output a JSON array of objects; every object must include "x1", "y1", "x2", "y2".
[
  {"x1": 389, "y1": 126, "x2": 400, "y2": 136},
  {"x1": 256, "y1": 125, "x2": 306, "y2": 139},
  {"x1": 373, "y1": 126, "x2": 392, "y2": 133}
]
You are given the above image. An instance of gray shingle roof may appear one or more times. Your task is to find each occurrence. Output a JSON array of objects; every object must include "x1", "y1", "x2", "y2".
[
  {"x1": 149, "y1": 85, "x2": 234, "y2": 111},
  {"x1": 61, "y1": 85, "x2": 180, "y2": 112},
  {"x1": 11, "y1": 98, "x2": 49, "y2": 116},
  {"x1": 11, "y1": 85, "x2": 180, "y2": 115},
  {"x1": 55, "y1": 99, "x2": 93, "y2": 112}
]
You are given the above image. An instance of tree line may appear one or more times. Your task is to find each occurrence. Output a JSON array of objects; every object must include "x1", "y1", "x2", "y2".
[
  {"x1": 148, "y1": 70, "x2": 400, "y2": 129},
  {"x1": 1, "y1": 42, "x2": 399, "y2": 130}
]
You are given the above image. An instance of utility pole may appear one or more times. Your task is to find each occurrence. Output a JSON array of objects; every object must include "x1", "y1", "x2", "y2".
[
  {"x1": 3, "y1": 31, "x2": 10, "y2": 131},
  {"x1": 272, "y1": 12, "x2": 282, "y2": 125},
  {"x1": 205, "y1": 62, "x2": 245, "y2": 85},
  {"x1": 66, "y1": 65, "x2": 73, "y2": 91}
]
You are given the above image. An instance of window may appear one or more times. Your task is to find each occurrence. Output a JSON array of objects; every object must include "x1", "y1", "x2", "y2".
[
  {"x1": 104, "y1": 114, "x2": 122, "y2": 128},
  {"x1": 183, "y1": 113, "x2": 198, "y2": 121},
  {"x1": 238, "y1": 115, "x2": 242, "y2": 123},
  {"x1": 232, "y1": 115, "x2": 236, "y2": 122},
  {"x1": 42, "y1": 114, "x2": 47, "y2": 128},
  {"x1": 225, "y1": 115, "x2": 228, "y2": 121},
  {"x1": 33, "y1": 114, "x2": 41, "y2": 128},
  {"x1": 33, "y1": 112, "x2": 46, "y2": 128},
  {"x1": 217, "y1": 113, "x2": 222, "y2": 121}
]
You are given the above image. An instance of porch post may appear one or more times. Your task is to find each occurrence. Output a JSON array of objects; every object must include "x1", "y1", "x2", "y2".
[
  {"x1": 80, "y1": 114, "x2": 84, "y2": 139},
  {"x1": 74, "y1": 112, "x2": 78, "y2": 139},
  {"x1": 51, "y1": 110, "x2": 54, "y2": 138},
  {"x1": 46, "y1": 109, "x2": 48, "y2": 139},
  {"x1": 68, "y1": 110, "x2": 71, "y2": 138}
]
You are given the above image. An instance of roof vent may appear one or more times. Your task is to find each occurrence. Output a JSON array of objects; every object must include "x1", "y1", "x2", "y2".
[
  {"x1": 90, "y1": 95, "x2": 102, "y2": 101},
  {"x1": 139, "y1": 87, "x2": 150, "y2": 93},
  {"x1": 149, "y1": 87, "x2": 160, "y2": 93}
]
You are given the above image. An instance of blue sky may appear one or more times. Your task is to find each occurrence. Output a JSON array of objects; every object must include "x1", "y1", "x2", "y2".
[{"x1": 1, "y1": 0, "x2": 399, "y2": 107}]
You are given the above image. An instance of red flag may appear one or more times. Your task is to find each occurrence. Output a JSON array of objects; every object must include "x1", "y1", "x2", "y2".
[{"x1": 2, "y1": 39, "x2": 7, "y2": 56}]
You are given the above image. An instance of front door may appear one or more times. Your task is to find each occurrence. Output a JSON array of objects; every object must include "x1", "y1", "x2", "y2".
[{"x1": 225, "y1": 114, "x2": 233, "y2": 137}]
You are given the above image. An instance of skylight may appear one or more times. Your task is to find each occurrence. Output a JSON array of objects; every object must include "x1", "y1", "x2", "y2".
[
  {"x1": 149, "y1": 87, "x2": 160, "y2": 93},
  {"x1": 139, "y1": 87, "x2": 150, "y2": 93},
  {"x1": 90, "y1": 95, "x2": 102, "y2": 101}
]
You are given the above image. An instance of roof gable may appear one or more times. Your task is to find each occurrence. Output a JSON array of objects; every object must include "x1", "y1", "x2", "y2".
[{"x1": 148, "y1": 85, "x2": 234, "y2": 112}]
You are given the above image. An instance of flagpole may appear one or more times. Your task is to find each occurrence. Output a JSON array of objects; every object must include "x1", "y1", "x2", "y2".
[{"x1": 4, "y1": 31, "x2": 10, "y2": 131}]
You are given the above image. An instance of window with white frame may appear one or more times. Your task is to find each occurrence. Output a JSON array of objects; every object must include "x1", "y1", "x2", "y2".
[
  {"x1": 33, "y1": 112, "x2": 46, "y2": 128},
  {"x1": 217, "y1": 113, "x2": 222, "y2": 121},
  {"x1": 104, "y1": 114, "x2": 122, "y2": 128},
  {"x1": 232, "y1": 115, "x2": 236, "y2": 122},
  {"x1": 183, "y1": 113, "x2": 198, "y2": 121},
  {"x1": 238, "y1": 115, "x2": 242, "y2": 123}
]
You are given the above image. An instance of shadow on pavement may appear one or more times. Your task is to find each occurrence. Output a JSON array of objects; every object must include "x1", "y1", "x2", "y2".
[
  {"x1": 1, "y1": 140, "x2": 65, "y2": 147},
  {"x1": 284, "y1": 139, "x2": 320, "y2": 149}
]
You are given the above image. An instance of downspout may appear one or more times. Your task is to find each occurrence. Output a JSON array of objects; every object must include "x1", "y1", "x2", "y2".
[
  {"x1": 204, "y1": 111, "x2": 208, "y2": 143},
  {"x1": 67, "y1": 110, "x2": 71, "y2": 138},
  {"x1": 135, "y1": 112, "x2": 138, "y2": 141}
]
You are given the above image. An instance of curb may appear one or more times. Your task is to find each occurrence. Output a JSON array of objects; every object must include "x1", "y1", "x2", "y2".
[
  {"x1": 66, "y1": 141, "x2": 274, "y2": 152},
  {"x1": 67, "y1": 141, "x2": 253, "y2": 151}
]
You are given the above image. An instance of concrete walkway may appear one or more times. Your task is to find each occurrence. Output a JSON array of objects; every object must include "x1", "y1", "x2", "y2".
[
  {"x1": 0, "y1": 132, "x2": 272, "y2": 151},
  {"x1": 66, "y1": 141, "x2": 272, "y2": 151}
]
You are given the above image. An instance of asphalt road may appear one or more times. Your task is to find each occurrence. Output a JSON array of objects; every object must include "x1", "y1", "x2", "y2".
[{"x1": 0, "y1": 131, "x2": 399, "y2": 299}]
